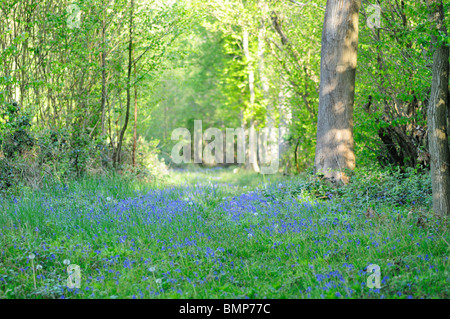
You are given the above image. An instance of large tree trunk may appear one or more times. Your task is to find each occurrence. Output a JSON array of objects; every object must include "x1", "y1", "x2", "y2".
[
  {"x1": 314, "y1": 0, "x2": 361, "y2": 183},
  {"x1": 427, "y1": 0, "x2": 450, "y2": 217}
]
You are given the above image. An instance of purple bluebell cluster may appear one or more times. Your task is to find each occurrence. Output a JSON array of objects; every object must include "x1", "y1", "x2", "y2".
[{"x1": 1, "y1": 179, "x2": 446, "y2": 299}]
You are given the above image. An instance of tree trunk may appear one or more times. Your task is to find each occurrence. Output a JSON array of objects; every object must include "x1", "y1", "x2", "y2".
[
  {"x1": 115, "y1": 0, "x2": 134, "y2": 166},
  {"x1": 101, "y1": 0, "x2": 107, "y2": 136},
  {"x1": 243, "y1": 28, "x2": 260, "y2": 172},
  {"x1": 257, "y1": 13, "x2": 270, "y2": 165},
  {"x1": 240, "y1": 108, "x2": 246, "y2": 168},
  {"x1": 278, "y1": 77, "x2": 291, "y2": 168},
  {"x1": 427, "y1": 0, "x2": 450, "y2": 217},
  {"x1": 249, "y1": 120, "x2": 260, "y2": 172},
  {"x1": 132, "y1": 62, "x2": 138, "y2": 167},
  {"x1": 314, "y1": 0, "x2": 361, "y2": 183}
]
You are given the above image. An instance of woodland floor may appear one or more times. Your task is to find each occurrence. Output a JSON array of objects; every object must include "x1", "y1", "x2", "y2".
[{"x1": 0, "y1": 167, "x2": 449, "y2": 299}]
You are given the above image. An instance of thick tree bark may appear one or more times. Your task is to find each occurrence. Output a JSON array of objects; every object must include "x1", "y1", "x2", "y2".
[
  {"x1": 314, "y1": 0, "x2": 361, "y2": 183},
  {"x1": 427, "y1": 0, "x2": 450, "y2": 217}
]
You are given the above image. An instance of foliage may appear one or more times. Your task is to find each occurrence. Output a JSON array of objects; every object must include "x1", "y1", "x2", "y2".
[
  {"x1": 278, "y1": 166, "x2": 433, "y2": 210},
  {"x1": 0, "y1": 101, "x2": 34, "y2": 159},
  {"x1": 2, "y1": 0, "x2": 448, "y2": 177},
  {"x1": 117, "y1": 136, "x2": 169, "y2": 181},
  {"x1": 0, "y1": 101, "x2": 35, "y2": 191},
  {"x1": 36, "y1": 128, "x2": 106, "y2": 179}
]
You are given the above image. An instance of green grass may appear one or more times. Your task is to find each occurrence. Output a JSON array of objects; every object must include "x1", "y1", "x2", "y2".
[{"x1": 0, "y1": 167, "x2": 449, "y2": 299}]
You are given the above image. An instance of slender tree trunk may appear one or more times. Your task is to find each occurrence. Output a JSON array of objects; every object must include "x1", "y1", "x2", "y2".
[
  {"x1": 240, "y1": 108, "x2": 246, "y2": 168},
  {"x1": 278, "y1": 76, "x2": 291, "y2": 170},
  {"x1": 426, "y1": 0, "x2": 450, "y2": 217},
  {"x1": 249, "y1": 120, "x2": 260, "y2": 172},
  {"x1": 257, "y1": 8, "x2": 271, "y2": 165},
  {"x1": 115, "y1": 0, "x2": 134, "y2": 166},
  {"x1": 132, "y1": 62, "x2": 138, "y2": 167},
  {"x1": 101, "y1": 0, "x2": 107, "y2": 136},
  {"x1": 294, "y1": 137, "x2": 301, "y2": 173},
  {"x1": 243, "y1": 28, "x2": 260, "y2": 172},
  {"x1": 314, "y1": 0, "x2": 361, "y2": 183}
]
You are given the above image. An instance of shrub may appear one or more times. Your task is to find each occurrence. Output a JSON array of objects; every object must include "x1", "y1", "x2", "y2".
[
  {"x1": 36, "y1": 128, "x2": 108, "y2": 180},
  {"x1": 117, "y1": 136, "x2": 168, "y2": 181},
  {"x1": 0, "y1": 101, "x2": 35, "y2": 191}
]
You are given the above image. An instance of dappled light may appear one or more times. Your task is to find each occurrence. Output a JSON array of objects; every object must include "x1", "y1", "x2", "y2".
[{"x1": 0, "y1": 0, "x2": 449, "y2": 304}]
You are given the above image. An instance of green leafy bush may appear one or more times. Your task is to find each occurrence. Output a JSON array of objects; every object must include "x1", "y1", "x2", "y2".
[
  {"x1": 0, "y1": 101, "x2": 34, "y2": 158},
  {"x1": 0, "y1": 101, "x2": 35, "y2": 192},
  {"x1": 117, "y1": 136, "x2": 168, "y2": 182},
  {"x1": 36, "y1": 128, "x2": 107, "y2": 180},
  {"x1": 279, "y1": 166, "x2": 432, "y2": 211}
]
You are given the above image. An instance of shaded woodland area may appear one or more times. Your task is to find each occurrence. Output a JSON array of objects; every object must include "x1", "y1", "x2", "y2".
[{"x1": 0, "y1": 0, "x2": 449, "y2": 300}]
